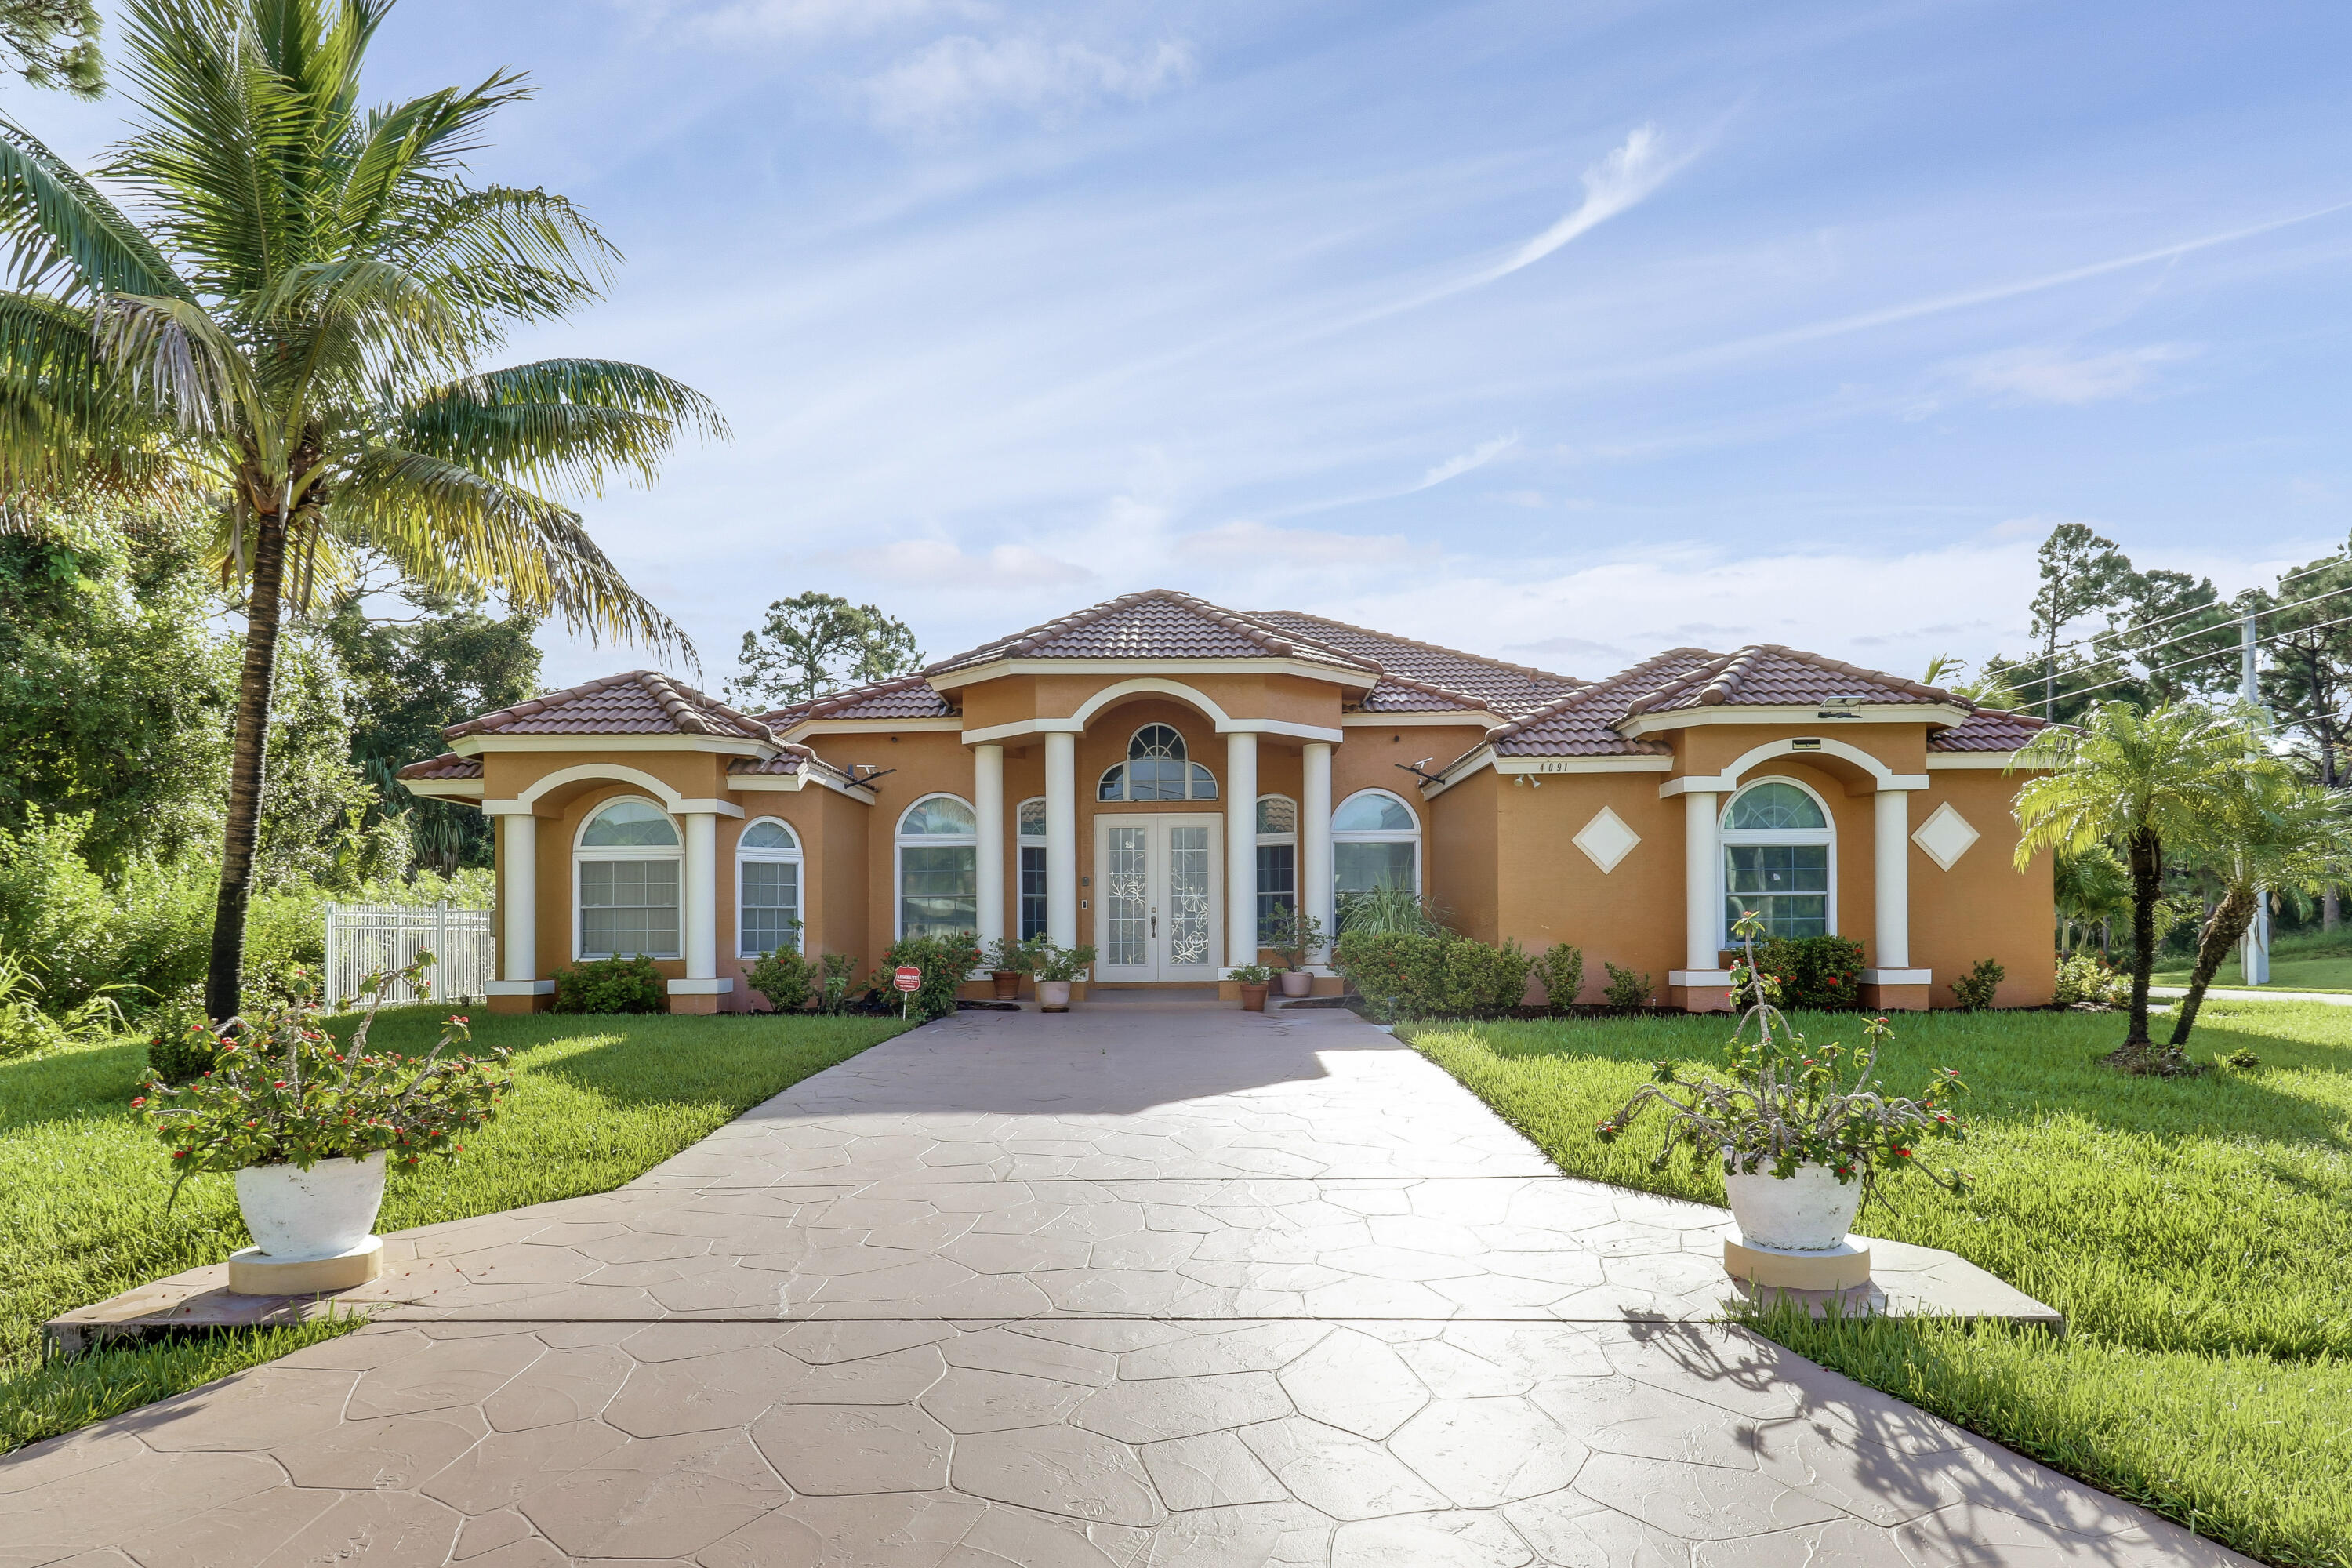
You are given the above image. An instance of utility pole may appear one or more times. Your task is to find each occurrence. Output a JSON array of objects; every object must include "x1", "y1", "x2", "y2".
[{"x1": 2240, "y1": 612, "x2": 2272, "y2": 985}]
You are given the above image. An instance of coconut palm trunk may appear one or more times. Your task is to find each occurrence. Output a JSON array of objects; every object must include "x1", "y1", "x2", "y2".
[{"x1": 205, "y1": 499, "x2": 289, "y2": 1020}]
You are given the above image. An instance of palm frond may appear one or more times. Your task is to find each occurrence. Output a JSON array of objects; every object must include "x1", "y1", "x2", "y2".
[
  {"x1": 398, "y1": 358, "x2": 730, "y2": 496},
  {"x1": 336, "y1": 445, "x2": 691, "y2": 659},
  {"x1": 0, "y1": 114, "x2": 193, "y2": 299},
  {"x1": 93, "y1": 291, "x2": 252, "y2": 434}
]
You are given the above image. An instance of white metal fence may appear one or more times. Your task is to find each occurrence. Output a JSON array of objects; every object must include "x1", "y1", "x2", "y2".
[{"x1": 323, "y1": 903, "x2": 495, "y2": 1009}]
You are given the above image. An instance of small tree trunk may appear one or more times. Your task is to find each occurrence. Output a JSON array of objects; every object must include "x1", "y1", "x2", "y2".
[
  {"x1": 2168, "y1": 884, "x2": 2256, "y2": 1047},
  {"x1": 2325, "y1": 883, "x2": 2340, "y2": 934},
  {"x1": 205, "y1": 508, "x2": 289, "y2": 1022},
  {"x1": 2121, "y1": 828, "x2": 2161, "y2": 1047}
]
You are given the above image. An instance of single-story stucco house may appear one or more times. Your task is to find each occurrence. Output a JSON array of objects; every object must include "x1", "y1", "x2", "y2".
[{"x1": 396, "y1": 589, "x2": 2055, "y2": 1014}]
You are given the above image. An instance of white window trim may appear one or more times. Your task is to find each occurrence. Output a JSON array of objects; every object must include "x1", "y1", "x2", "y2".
[
  {"x1": 894, "y1": 791, "x2": 979, "y2": 941},
  {"x1": 1331, "y1": 787, "x2": 1422, "y2": 897},
  {"x1": 1098, "y1": 724, "x2": 1219, "y2": 803},
  {"x1": 1255, "y1": 792, "x2": 1299, "y2": 848},
  {"x1": 735, "y1": 816, "x2": 806, "y2": 959},
  {"x1": 1718, "y1": 775, "x2": 1837, "y2": 946},
  {"x1": 573, "y1": 795, "x2": 683, "y2": 961},
  {"x1": 1016, "y1": 796, "x2": 1049, "y2": 941}
]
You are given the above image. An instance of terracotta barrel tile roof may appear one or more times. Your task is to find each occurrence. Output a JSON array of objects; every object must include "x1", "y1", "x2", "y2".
[
  {"x1": 1622, "y1": 644, "x2": 1965, "y2": 717},
  {"x1": 927, "y1": 589, "x2": 1380, "y2": 676},
  {"x1": 395, "y1": 752, "x2": 482, "y2": 781},
  {"x1": 727, "y1": 753, "x2": 806, "y2": 775},
  {"x1": 443, "y1": 671, "x2": 775, "y2": 742},
  {"x1": 1929, "y1": 707, "x2": 2049, "y2": 751},
  {"x1": 1486, "y1": 648, "x2": 1716, "y2": 757},
  {"x1": 762, "y1": 673, "x2": 957, "y2": 726},
  {"x1": 1248, "y1": 609, "x2": 1583, "y2": 717}
]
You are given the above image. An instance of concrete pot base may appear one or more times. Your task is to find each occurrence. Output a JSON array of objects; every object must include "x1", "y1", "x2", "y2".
[
  {"x1": 227, "y1": 1236, "x2": 383, "y2": 1296},
  {"x1": 1723, "y1": 1236, "x2": 1871, "y2": 1291}
]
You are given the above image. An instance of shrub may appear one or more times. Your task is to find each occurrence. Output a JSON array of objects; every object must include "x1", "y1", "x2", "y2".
[
  {"x1": 1531, "y1": 942, "x2": 1584, "y2": 1009},
  {"x1": 745, "y1": 945, "x2": 813, "y2": 1013},
  {"x1": 882, "y1": 932, "x2": 981, "y2": 1021},
  {"x1": 1230, "y1": 963, "x2": 1273, "y2": 986},
  {"x1": 137, "y1": 959, "x2": 511, "y2": 1180},
  {"x1": 0, "y1": 952, "x2": 128, "y2": 1060},
  {"x1": 1335, "y1": 887, "x2": 1448, "y2": 938},
  {"x1": 1334, "y1": 931, "x2": 1535, "y2": 1018},
  {"x1": 982, "y1": 935, "x2": 1040, "y2": 975},
  {"x1": 815, "y1": 952, "x2": 862, "y2": 1014},
  {"x1": 1950, "y1": 957, "x2": 2005, "y2": 1011},
  {"x1": 2055, "y1": 950, "x2": 2128, "y2": 1007},
  {"x1": 1030, "y1": 942, "x2": 1095, "y2": 983},
  {"x1": 1751, "y1": 935, "x2": 1867, "y2": 1011},
  {"x1": 1602, "y1": 962, "x2": 1653, "y2": 1009},
  {"x1": 552, "y1": 954, "x2": 666, "y2": 1014},
  {"x1": 143, "y1": 986, "x2": 218, "y2": 1083}
]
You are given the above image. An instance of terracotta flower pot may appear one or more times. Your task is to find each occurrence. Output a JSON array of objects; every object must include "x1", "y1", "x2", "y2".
[
  {"x1": 1722, "y1": 1162, "x2": 1864, "y2": 1252},
  {"x1": 1036, "y1": 980, "x2": 1072, "y2": 1012},
  {"x1": 1278, "y1": 971, "x2": 1312, "y2": 997},
  {"x1": 1240, "y1": 983, "x2": 1269, "y2": 1012},
  {"x1": 991, "y1": 970, "x2": 1022, "y2": 1001}
]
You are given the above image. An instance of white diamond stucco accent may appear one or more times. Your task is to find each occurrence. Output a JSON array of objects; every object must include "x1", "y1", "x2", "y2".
[
  {"x1": 1573, "y1": 806, "x2": 1642, "y2": 873},
  {"x1": 1912, "y1": 801, "x2": 1980, "y2": 870}
]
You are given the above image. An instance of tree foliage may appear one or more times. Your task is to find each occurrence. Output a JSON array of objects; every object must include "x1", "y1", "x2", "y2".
[
  {"x1": 724, "y1": 591, "x2": 922, "y2": 709},
  {"x1": 0, "y1": 0, "x2": 101, "y2": 97}
]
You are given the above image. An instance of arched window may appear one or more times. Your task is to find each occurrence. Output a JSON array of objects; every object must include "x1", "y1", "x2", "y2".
[
  {"x1": 1255, "y1": 794, "x2": 1298, "y2": 937},
  {"x1": 1018, "y1": 797, "x2": 1049, "y2": 941},
  {"x1": 1333, "y1": 789, "x2": 1419, "y2": 898},
  {"x1": 737, "y1": 818, "x2": 802, "y2": 958},
  {"x1": 1098, "y1": 724, "x2": 1218, "y2": 802},
  {"x1": 576, "y1": 797, "x2": 681, "y2": 960},
  {"x1": 1722, "y1": 779, "x2": 1833, "y2": 941},
  {"x1": 897, "y1": 794, "x2": 978, "y2": 938}
]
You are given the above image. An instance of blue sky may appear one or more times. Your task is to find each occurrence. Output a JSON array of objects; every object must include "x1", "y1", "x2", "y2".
[{"x1": 29, "y1": 0, "x2": 2352, "y2": 689}]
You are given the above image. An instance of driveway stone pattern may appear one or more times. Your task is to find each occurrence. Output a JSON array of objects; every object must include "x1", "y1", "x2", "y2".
[{"x1": 5, "y1": 999, "x2": 2246, "y2": 1566}]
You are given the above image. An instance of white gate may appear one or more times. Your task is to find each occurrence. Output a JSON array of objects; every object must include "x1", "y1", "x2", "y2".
[{"x1": 323, "y1": 903, "x2": 495, "y2": 1009}]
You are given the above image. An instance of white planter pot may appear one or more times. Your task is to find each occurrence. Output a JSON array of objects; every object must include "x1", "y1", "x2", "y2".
[
  {"x1": 235, "y1": 1152, "x2": 388, "y2": 1261},
  {"x1": 1278, "y1": 971, "x2": 1313, "y2": 997},
  {"x1": 1722, "y1": 1161, "x2": 1863, "y2": 1252},
  {"x1": 1036, "y1": 980, "x2": 1072, "y2": 1012}
]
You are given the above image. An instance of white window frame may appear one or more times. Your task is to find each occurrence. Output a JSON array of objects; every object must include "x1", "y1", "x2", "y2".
[
  {"x1": 1255, "y1": 793, "x2": 1299, "y2": 935},
  {"x1": 1098, "y1": 724, "x2": 1218, "y2": 803},
  {"x1": 1331, "y1": 787, "x2": 1421, "y2": 897},
  {"x1": 894, "y1": 792, "x2": 979, "y2": 941},
  {"x1": 735, "y1": 816, "x2": 805, "y2": 959},
  {"x1": 1718, "y1": 775, "x2": 1837, "y2": 946},
  {"x1": 1017, "y1": 797, "x2": 1049, "y2": 942},
  {"x1": 573, "y1": 795, "x2": 683, "y2": 960}
]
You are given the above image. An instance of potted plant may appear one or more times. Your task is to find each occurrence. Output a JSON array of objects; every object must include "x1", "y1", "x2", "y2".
[
  {"x1": 984, "y1": 935, "x2": 1039, "y2": 1002},
  {"x1": 1031, "y1": 943, "x2": 1094, "y2": 1012},
  {"x1": 1595, "y1": 912, "x2": 1969, "y2": 1257},
  {"x1": 1230, "y1": 963, "x2": 1274, "y2": 1012},
  {"x1": 1260, "y1": 904, "x2": 1325, "y2": 997},
  {"x1": 135, "y1": 956, "x2": 512, "y2": 1291}
]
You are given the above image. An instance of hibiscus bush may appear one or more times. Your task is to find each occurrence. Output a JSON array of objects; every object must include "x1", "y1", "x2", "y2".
[
  {"x1": 135, "y1": 956, "x2": 512, "y2": 1183},
  {"x1": 1750, "y1": 935, "x2": 1867, "y2": 1011}
]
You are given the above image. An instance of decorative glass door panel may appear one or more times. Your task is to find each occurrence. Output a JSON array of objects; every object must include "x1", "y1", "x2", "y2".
[{"x1": 1093, "y1": 815, "x2": 1222, "y2": 981}]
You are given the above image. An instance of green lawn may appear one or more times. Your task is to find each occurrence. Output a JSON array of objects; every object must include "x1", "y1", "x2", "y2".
[
  {"x1": 0, "y1": 1008, "x2": 907, "y2": 1454},
  {"x1": 2152, "y1": 955, "x2": 2352, "y2": 993},
  {"x1": 1409, "y1": 1003, "x2": 2352, "y2": 1568}
]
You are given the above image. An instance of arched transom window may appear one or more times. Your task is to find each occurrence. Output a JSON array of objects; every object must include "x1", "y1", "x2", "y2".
[
  {"x1": 897, "y1": 795, "x2": 978, "y2": 938},
  {"x1": 737, "y1": 818, "x2": 802, "y2": 958},
  {"x1": 1333, "y1": 789, "x2": 1419, "y2": 897},
  {"x1": 1099, "y1": 724, "x2": 1218, "y2": 802},
  {"x1": 576, "y1": 797, "x2": 681, "y2": 960},
  {"x1": 1722, "y1": 779, "x2": 1833, "y2": 941}
]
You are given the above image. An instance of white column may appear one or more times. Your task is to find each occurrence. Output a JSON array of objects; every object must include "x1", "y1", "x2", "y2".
[
  {"x1": 1874, "y1": 789, "x2": 1911, "y2": 971},
  {"x1": 974, "y1": 743, "x2": 1006, "y2": 951},
  {"x1": 1225, "y1": 731, "x2": 1259, "y2": 967},
  {"x1": 500, "y1": 812, "x2": 537, "y2": 983},
  {"x1": 1684, "y1": 790, "x2": 1720, "y2": 972},
  {"x1": 1045, "y1": 730, "x2": 1078, "y2": 948},
  {"x1": 1301, "y1": 741, "x2": 1334, "y2": 963},
  {"x1": 682, "y1": 811, "x2": 717, "y2": 981}
]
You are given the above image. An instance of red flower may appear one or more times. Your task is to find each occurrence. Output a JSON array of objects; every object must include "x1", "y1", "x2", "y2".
[
  {"x1": 1893, "y1": 1148, "x2": 1911, "y2": 1158},
  {"x1": 131, "y1": 1097, "x2": 147, "y2": 1108}
]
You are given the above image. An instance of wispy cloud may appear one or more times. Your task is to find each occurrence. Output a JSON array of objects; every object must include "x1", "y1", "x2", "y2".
[
  {"x1": 1472, "y1": 125, "x2": 1686, "y2": 287},
  {"x1": 1412, "y1": 433, "x2": 1519, "y2": 490},
  {"x1": 1961, "y1": 343, "x2": 2191, "y2": 405},
  {"x1": 823, "y1": 539, "x2": 1100, "y2": 587},
  {"x1": 865, "y1": 34, "x2": 1196, "y2": 135}
]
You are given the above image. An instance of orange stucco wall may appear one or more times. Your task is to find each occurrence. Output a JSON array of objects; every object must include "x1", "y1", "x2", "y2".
[{"x1": 479, "y1": 667, "x2": 2055, "y2": 1014}]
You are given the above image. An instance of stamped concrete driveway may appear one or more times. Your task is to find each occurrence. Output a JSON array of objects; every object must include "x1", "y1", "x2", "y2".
[{"x1": 5, "y1": 996, "x2": 2245, "y2": 1567}]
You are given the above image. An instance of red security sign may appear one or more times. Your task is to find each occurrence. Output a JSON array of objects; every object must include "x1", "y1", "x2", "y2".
[{"x1": 893, "y1": 966, "x2": 922, "y2": 993}]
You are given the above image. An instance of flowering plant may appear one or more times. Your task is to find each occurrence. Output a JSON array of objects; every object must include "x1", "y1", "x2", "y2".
[
  {"x1": 1595, "y1": 911, "x2": 1969, "y2": 1195},
  {"x1": 135, "y1": 956, "x2": 512, "y2": 1192}
]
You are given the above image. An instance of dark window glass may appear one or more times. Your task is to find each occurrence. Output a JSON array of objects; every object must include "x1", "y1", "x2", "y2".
[{"x1": 1019, "y1": 844, "x2": 1048, "y2": 941}]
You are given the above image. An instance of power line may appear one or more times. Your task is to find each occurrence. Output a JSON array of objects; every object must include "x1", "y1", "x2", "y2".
[
  {"x1": 2280, "y1": 553, "x2": 2350, "y2": 589},
  {"x1": 2027, "y1": 578, "x2": 2352, "y2": 668},
  {"x1": 2053, "y1": 610, "x2": 2352, "y2": 706}
]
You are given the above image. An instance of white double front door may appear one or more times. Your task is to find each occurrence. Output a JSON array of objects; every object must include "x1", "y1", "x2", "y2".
[{"x1": 1093, "y1": 814, "x2": 1223, "y2": 982}]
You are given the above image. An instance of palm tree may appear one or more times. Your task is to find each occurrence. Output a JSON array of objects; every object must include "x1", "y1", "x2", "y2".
[
  {"x1": 2013, "y1": 702, "x2": 2262, "y2": 1071},
  {"x1": 0, "y1": 0, "x2": 724, "y2": 1021},
  {"x1": 2168, "y1": 773, "x2": 2352, "y2": 1046},
  {"x1": 2051, "y1": 844, "x2": 2129, "y2": 954}
]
